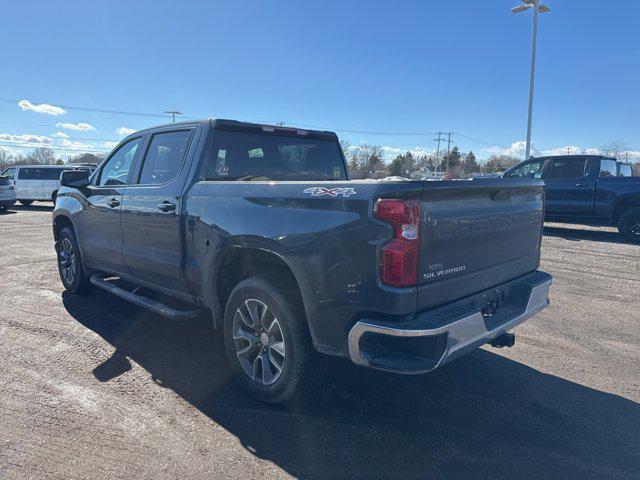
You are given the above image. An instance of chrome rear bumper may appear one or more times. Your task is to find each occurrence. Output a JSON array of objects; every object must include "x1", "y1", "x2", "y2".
[{"x1": 348, "y1": 271, "x2": 552, "y2": 373}]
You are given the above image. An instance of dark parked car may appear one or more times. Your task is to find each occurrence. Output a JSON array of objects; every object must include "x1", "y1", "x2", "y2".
[
  {"x1": 53, "y1": 119, "x2": 552, "y2": 403},
  {"x1": 504, "y1": 155, "x2": 640, "y2": 242}
]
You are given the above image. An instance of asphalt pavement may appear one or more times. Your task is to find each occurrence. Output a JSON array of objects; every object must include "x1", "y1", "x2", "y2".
[{"x1": 0, "y1": 203, "x2": 638, "y2": 479}]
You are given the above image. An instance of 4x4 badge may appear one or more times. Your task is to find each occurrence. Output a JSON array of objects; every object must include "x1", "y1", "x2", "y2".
[{"x1": 303, "y1": 187, "x2": 356, "y2": 198}]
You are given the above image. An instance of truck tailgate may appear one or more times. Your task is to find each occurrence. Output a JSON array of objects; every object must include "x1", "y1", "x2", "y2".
[{"x1": 417, "y1": 179, "x2": 544, "y2": 311}]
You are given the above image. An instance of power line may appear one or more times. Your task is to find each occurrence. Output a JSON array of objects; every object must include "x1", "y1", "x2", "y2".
[
  {"x1": 1, "y1": 97, "x2": 519, "y2": 150},
  {"x1": 0, "y1": 98, "x2": 197, "y2": 120},
  {"x1": 451, "y1": 132, "x2": 511, "y2": 150}
]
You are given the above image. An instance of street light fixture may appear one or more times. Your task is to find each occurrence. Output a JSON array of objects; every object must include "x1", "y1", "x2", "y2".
[{"x1": 511, "y1": 0, "x2": 551, "y2": 160}]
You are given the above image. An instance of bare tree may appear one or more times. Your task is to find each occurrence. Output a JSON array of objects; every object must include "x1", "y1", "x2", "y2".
[
  {"x1": 0, "y1": 149, "x2": 12, "y2": 170},
  {"x1": 350, "y1": 145, "x2": 385, "y2": 172},
  {"x1": 68, "y1": 152, "x2": 106, "y2": 165},
  {"x1": 600, "y1": 141, "x2": 628, "y2": 159},
  {"x1": 26, "y1": 147, "x2": 57, "y2": 165},
  {"x1": 484, "y1": 155, "x2": 519, "y2": 174}
]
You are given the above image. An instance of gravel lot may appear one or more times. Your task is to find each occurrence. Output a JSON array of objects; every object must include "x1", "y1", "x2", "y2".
[{"x1": 1, "y1": 203, "x2": 639, "y2": 480}]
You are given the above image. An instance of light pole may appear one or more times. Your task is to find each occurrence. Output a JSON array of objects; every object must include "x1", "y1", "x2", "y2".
[{"x1": 511, "y1": 0, "x2": 551, "y2": 160}]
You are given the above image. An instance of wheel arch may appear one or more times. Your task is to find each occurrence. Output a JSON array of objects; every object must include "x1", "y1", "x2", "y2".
[
  {"x1": 212, "y1": 246, "x2": 315, "y2": 333},
  {"x1": 612, "y1": 194, "x2": 640, "y2": 224},
  {"x1": 52, "y1": 213, "x2": 74, "y2": 241}
]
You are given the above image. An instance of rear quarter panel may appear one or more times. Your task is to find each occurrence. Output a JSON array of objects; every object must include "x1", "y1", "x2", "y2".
[{"x1": 184, "y1": 180, "x2": 423, "y2": 354}]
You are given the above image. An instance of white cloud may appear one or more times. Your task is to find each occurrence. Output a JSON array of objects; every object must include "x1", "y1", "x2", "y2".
[
  {"x1": 116, "y1": 126, "x2": 136, "y2": 136},
  {"x1": 482, "y1": 142, "x2": 640, "y2": 162},
  {"x1": 0, "y1": 133, "x2": 52, "y2": 145},
  {"x1": 104, "y1": 141, "x2": 118, "y2": 149},
  {"x1": 381, "y1": 146, "x2": 436, "y2": 159},
  {"x1": 539, "y1": 145, "x2": 600, "y2": 156},
  {"x1": 484, "y1": 141, "x2": 528, "y2": 159},
  {"x1": 52, "y1": 131, "x2": 70, "y2": 139},
  {"x1": 18, "y1": 99, "x2": 66, "y2": 116},
  {"x1": 56, "y1": 122, "x2": 95, "y2": 131},
  {"x1": 60, "y1": 139, "x2": 94, "y2": 150}
]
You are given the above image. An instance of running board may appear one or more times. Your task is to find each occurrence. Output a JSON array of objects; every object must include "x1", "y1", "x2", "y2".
[{"x1": 89, "y1": 275, "x2": 204, "y2": 321}]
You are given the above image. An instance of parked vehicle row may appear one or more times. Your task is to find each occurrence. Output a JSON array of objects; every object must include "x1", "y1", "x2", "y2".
[
  {"x1": 0, "y1": 163, "x2": 97, "y2": 205},
  {"x1": 52, "y1": 119, "x2": 552, "y2": 403},
  {"x1": 503, "y1": 155, "x2": 640, "y2": 242}
]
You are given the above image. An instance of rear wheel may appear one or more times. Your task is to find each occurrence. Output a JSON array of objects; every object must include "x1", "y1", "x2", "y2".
[
  {"x1": 18, "y1": 200, "x2": 33, "y2": 206},
  {"x1": 223, "y1": 277, "x2": 325, "y2": 404},
  {"x1": 618, "y1": 207, "x2": 640, "y2": 243},
  {"x1": 56, "y1": 227, "x2": 91, "y2": 293}
]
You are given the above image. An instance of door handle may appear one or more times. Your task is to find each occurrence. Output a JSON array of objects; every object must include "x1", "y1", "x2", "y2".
[
  {"x1": 157, "y1": 201, "x2": 176, "y2": 212},
  {"x1": 107, "y1": 198, "x2": 120, "y2": 208},
  {"x1": 575, "y1": 183, "x2": 590, "y2": 188}
]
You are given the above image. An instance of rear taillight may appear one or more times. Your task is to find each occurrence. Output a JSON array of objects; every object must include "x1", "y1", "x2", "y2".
[{"x1": 374, "y1": 198, "x2": 420, "y2": 287}]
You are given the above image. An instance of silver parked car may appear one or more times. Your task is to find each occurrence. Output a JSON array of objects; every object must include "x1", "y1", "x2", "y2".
[{"x1": 0, "y1": 175, "x2": 16, "y2": 211}]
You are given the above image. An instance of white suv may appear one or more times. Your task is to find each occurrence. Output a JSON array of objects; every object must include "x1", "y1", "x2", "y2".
[{"x1": 1, "y1": 164, "x2": 96, "y2": 205}]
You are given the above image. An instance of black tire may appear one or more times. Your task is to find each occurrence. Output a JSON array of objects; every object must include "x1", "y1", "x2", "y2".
[
  {"x1": 56, "y1": 227, "x2": 91, "y2": 293},
  {"x1": 18, "y1": 200, "x2": 33, "y2": 206},
  {"x1": 223, "y1": 276, "x2": 325, "y2": 404},
  {"x1": 618, "y1": 207, "x2": 640, "y2": 243}
]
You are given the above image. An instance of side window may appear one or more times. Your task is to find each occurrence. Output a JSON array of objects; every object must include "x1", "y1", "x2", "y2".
[
  {"x1": 138, "y1": 130, "x2": 192, "y2": 185},
  {"x1": 508, "y1": 160, "x2": 544, "y2": 179},
  {"x1": 97, "y1": 138, "x2": 141, "y2": 186},
  {"x1": 617, "y1": 164, "x2": 632, "y2": 177},
  {"x1": 599, "y1": 159, "x2": 617, "y2": 177},
  {"x1": 18, "y1": 168, "x2": 41, "y2": 180},
  {"x1": 42, "y1": 168, "x2": 65, "y2": 181},
  {"x1": 545, "y1": 158, "x2": 588, "y2": 180},
  {"x1": 2, "y1": 168, "x2": 15, "y2": 180}
]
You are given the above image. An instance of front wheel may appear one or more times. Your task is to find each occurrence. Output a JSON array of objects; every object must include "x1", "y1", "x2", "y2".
[
  {"x1": 618, "y1": 207, "x2": 640, "y2": 244},
  {"x1": 56, "y1": 227, "x2": 91, "y2": 293},
  {"x1": 223, "y1": 277, "x2": 325, "y2": 404}
]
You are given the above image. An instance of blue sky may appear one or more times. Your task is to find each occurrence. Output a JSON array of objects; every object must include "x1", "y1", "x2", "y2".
[{"x1": 1, "y1": 0, "x2": 639, "y2": 161}]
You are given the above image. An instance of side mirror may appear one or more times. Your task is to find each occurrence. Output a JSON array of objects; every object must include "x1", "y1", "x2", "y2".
[{"x1": 60, "y1": 169, "x2": 90, "y2": 188}]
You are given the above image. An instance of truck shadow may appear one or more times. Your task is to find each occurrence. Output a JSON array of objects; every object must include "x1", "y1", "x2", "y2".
[
  {"x1": 543, "y1": 225, "x2": 633, "y2": 245},
  {"x1": 62, "y1": 290, "x2": 640, "y2": 480}
]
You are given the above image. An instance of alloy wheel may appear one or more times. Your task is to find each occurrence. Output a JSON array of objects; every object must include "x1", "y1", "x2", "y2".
[
  {"x1": 232, "y1": 298, "x2": 286, "y2": 386},
  {"x1": 59, "y1": 238, "x2": 76, "y2": 285}
]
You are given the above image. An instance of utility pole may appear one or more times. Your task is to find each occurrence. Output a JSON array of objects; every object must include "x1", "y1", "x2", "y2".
[
  {"x1": 566, "y1": 146, "x2": 571, "y2": 155},
  {"x1": 434, "y1": 132, "x2": 445, "y2": 175},
  {"x1": 164, "y1": 110, "x2": 182, "y2": 123},
  {"x1": 445, "y1": 132, "x2": 453, "y2": 178}
]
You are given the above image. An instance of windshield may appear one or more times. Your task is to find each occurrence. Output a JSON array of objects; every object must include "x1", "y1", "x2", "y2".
[{"x1": 204, "y1": 130, "x2": 347, "y2": 181}]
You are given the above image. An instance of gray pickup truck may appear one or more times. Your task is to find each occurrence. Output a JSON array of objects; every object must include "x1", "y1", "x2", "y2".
[{"x1": 53, "y1": 119, "x2": 552, "y2": 403}]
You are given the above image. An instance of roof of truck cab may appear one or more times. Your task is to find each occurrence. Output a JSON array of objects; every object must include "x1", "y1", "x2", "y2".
[{"x1": 131, "y1": 118, "x2": 338, "y2": 140}]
